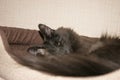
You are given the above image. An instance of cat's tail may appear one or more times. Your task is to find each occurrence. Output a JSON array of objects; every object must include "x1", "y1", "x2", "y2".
[{"x1": 12, "y1": 52, "x2": 119, "y2": 77}]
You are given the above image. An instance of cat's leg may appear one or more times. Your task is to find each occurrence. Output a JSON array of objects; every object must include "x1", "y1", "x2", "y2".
[{"x1": 27, "y1": 46, "x2": 47, "y2": 56}]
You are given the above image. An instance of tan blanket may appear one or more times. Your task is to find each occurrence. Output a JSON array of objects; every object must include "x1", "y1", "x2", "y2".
[{"x1": 0, "y1": 26, "x2": 120, "y2": 80}]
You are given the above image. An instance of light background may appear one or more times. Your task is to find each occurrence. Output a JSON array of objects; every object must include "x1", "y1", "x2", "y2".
[
  {"x1": 0, "y1": 0, "x2": 120, "y2": 37},
  {"x1": 0, "y1": 1, "x2": 120, "y2": 80}
]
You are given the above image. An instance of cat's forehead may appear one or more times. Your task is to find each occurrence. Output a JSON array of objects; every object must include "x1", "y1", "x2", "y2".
[{"x1": 55, "y1": 27, "x2": 69, "y2": 36}]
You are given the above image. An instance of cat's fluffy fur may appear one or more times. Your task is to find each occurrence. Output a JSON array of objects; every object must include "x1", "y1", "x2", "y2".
[{"x1": 20, "y1": 24, "x2": 120, "y2": 77}]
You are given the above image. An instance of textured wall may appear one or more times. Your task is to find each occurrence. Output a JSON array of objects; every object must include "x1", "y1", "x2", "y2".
[{"x1": 0, "y1": 0, "x2": 120, "y2": 37}]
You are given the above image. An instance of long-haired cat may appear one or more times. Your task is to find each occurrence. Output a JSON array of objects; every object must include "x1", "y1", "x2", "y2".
[{"x1": 24, "y1": 24, "x2": 120, "y2": 77}]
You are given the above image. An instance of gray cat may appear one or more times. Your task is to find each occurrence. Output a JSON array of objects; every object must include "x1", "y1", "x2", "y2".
[{"x1": 26, "y1": 24, "x2": 120, "y2": 77}]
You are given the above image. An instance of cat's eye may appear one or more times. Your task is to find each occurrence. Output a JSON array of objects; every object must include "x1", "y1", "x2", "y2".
[
  {"x1": 54, "y1": 35, "x2": 63, "y2": 46},
  {"x1": 55, "y1": 41, "x2": 62, "y2": 46},
  {"x1": 57, "y1": 42, "x2": 61, "y2": 46}
]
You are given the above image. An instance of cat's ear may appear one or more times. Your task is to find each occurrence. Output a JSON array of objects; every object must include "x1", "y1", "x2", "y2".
[{"x1": 38, "y1": 24, "x2": 55, "y2": 40}]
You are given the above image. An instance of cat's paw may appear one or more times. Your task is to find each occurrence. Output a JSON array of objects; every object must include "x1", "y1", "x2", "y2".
[{"x1": 27, "y1": 46, "x2": 46, "y2": 56}]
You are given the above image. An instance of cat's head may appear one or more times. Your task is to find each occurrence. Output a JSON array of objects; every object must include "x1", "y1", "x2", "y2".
[{"x1": 28, "y1": 24, "x2": 73, "y2": 56}]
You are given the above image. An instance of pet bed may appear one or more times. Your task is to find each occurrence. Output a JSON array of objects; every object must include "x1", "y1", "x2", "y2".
[{"x1": 0, "y1": 26, "x2": 120, "y2": 80}]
